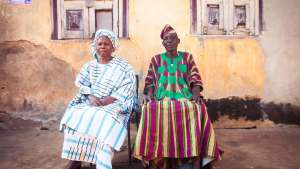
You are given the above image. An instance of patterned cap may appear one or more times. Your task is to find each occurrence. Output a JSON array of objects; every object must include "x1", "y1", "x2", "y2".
[{"x1": 160, "y1": 24, "x2": 176, "y2": 39}]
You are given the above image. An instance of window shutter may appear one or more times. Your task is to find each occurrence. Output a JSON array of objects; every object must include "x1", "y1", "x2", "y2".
[
  {"x1": 55, "y1": 0, "x2": 127, "y2": 39},
  {"x1": 57, "y1": 0, "x2": 89, "y2": 39},
  {"x1": 89, "y1": 1, "x2": 113, "y2": 38},
  {"x1": 191, "y1": 0, "x2": 260, "y2": 36}
]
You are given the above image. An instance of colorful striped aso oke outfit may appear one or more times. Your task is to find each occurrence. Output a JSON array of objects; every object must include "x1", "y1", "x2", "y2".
[
  {"x1": 60, "y1": 29, "x2": 136, "y2": 169},
  {"x1": 134, "y1": 51, "x2": 221, "y2": 168}
]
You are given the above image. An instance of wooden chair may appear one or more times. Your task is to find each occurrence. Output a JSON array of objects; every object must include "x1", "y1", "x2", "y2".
[{"x1": 127, "y1": 74, "x2": 140, "y2": 165}]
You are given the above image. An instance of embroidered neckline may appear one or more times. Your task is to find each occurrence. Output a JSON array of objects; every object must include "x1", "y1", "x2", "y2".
[{"x1": 161, "y1": 52, "x2": 183, "y2": 74}]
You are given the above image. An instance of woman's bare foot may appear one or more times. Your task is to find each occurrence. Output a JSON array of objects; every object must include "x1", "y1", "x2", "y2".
[{"x1": 64, "y1": 160, "x2": 81, "y2": 169}]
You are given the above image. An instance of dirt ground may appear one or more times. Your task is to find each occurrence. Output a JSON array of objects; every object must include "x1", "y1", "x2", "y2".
[{"x1": 0, "y1": 118, "x2": 300, "y2": 169}]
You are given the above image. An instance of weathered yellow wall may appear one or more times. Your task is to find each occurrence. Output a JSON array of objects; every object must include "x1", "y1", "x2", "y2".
[
  {"x1": 199, "y1": 38, "x2": 265, "y2": 98},
  {"x1": 260, "y1": 0, "x2": 300, "y2": 105},
  {"x1": 0, "y1": 0, "x2": 266, "y2": 101},
  {"x1": 0, "y1": 0, "x2": 51, "y2": 44}
]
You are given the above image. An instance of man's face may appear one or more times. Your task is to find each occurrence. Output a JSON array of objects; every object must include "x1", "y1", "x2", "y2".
[{"x1": 162, "y1": 33, "x2": 180, "y2": 52}]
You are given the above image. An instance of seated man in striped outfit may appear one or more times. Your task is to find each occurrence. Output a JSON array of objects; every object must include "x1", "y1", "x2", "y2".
[
  {"x1": 134, "y1": 25, "x2": 221, "y2": 169},
  {"x1": 59, "y1": 29, "x2": 136, "y2": 169}
]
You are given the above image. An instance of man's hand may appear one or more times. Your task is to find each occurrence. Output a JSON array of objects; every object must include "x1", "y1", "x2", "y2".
[
  {"x1": 144, "y1": 88, "x2": 154, "y2": 103},
  {"x1": 190, "y1": 86, "x2": 202, "y2": 103}
]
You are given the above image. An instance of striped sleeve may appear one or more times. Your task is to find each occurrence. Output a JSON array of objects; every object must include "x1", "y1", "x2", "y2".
[
  {"x1": 143, "y1": 56, "x2": 157, "y2": 94},
  {"x1": 110, "y1": 67, "x2": 136, "y2": 111},
  {"x1": 187, "y1": 53, "x2": 203, "y2": 91},
  {"x1": 75, "y1": 62, "x2": 92, "y2": 95}
]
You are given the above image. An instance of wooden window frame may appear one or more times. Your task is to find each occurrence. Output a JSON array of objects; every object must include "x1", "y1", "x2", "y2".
[
  {"x1": 52, "y1": 0, "x2": 129, "y2": 40},
  {"x1": 191, "y1": 0, "x2": 259, "y2": 36}
]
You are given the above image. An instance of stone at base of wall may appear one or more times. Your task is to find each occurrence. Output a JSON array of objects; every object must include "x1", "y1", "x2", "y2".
[
  {"x1": 1, "y1": 96, "x2": 300, "y2": 131},
  {"x1": 205, "y1": 96, "x2": 300, "y2": 125}
]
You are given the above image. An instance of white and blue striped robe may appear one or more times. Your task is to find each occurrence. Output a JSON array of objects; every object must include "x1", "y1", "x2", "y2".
[{"x1": 60, "y1": 57, "x2": 136, "y2": 169}]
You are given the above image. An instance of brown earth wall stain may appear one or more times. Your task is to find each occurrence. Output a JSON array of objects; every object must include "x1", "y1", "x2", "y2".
[{"x1": 0, "y1": 40, "x2": 76, "y2": 115}]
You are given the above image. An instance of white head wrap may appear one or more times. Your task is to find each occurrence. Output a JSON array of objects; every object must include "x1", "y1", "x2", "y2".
[{"x1": 91, "y1": 29, "x2": 119, "y2": 59}]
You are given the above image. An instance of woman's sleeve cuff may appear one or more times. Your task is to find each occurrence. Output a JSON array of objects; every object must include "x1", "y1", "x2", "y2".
[{"x1": 79, "y1": 86, "x2": 92, "y2": 95}]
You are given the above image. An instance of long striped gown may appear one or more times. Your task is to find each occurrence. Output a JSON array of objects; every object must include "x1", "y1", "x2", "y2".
[
  {"x1": 134, "y1": 52, "x2": 221, "y2": 168},
  {"x1": 60, "y1": 57, "x2": 136, "y2": 169}
]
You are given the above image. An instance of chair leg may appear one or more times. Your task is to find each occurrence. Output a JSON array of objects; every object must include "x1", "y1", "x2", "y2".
[
  {"x1": 127, "y1": 122, "x2": 132, "y2": 165},
  {"x1": 135, "y1": 110, "x2": 140, "y2": 130}
]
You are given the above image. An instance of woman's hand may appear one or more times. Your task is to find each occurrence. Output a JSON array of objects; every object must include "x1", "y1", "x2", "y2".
[
  {"x1": 87, "y1": 95, "x2": 102, "y2": 106},
  {"x1": 100, "y1": 96, "x2": 116, "y2": 106},
  {"x1": 88, "y1": 95, "x2": 116, "y2": 106}
]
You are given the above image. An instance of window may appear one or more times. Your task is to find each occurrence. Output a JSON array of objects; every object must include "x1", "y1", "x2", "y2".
[
  {"x1": 191, "y1": 0, "x2": 260, "y2": 36},
  {"x1": 204, "y1": 3, "x2": 225, "y2": 35},
  {"x1": 52, "y1": 0, "x2": 128, "y2": 39}
]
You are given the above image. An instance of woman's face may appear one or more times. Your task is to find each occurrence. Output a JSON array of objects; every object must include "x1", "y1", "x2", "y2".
[
  {"x1": 162, "y1": 33, "x2": 180, "y2": 52},
  {"x1": 96, "y1": 36, "x2": 115, "y2": 59}
]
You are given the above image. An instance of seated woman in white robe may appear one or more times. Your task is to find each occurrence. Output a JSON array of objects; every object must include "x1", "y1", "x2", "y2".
[{"x1": 59, "y1": 29, "x2": 136, "y2": 169}]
